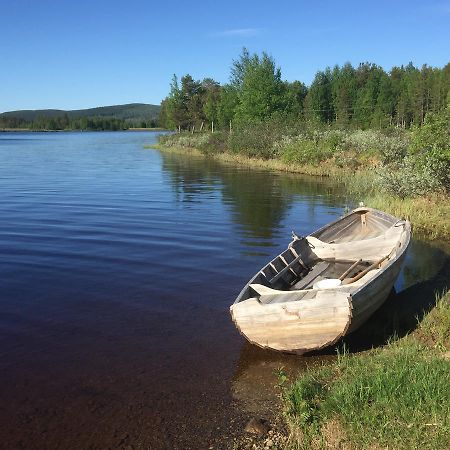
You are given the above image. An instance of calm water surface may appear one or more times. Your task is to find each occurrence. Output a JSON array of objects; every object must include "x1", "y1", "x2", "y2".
[{"x1": 0, "y1": 132, "x2": 448, "y2": 449}]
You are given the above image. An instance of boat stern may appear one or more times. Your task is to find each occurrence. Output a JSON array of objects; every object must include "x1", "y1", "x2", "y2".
[{"x1": 230, "y1": 291, "x2": 353, "y2": 354}]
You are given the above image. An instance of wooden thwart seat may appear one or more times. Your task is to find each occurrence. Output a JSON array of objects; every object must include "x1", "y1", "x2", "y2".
[{"x1": 290, "y1": 261, "x2": 330, "y2": 290}]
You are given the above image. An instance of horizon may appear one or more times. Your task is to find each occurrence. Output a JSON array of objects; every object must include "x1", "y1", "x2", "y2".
[
  {"x1": 0, "y1": 102, "x2": 159, "y2": 115},
  {"x1": 1, "y1": 0, "x2": 449, "y2": 112}
]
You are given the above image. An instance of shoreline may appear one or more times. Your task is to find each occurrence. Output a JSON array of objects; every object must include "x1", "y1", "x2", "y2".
[
  {"x1": 281, "y1": 290, "x2": 450, "y2": 450},
  {"x1": 0, "y1": 128, "x2": 165, "y2": 133},
  {"x1": 150, "y1": 144, "x2": 450, "y2": 240},
  {"x1": 151, "y1": 140, "x2": 450, "y2": 449}
]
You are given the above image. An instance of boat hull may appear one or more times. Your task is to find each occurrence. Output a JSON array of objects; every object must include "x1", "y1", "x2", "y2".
[
  {"x1": 347, "y1": 249, "x2": 407, "y2": 333},
  {"x1": 230, "y1": 290, "x2": 353, "y2": 354},
  {"x1": 230, "y1": 207, "x2": 411, "y2": 354}
]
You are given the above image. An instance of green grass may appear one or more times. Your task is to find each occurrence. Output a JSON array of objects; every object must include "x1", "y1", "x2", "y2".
[
  {"x1": 284, "y1": 292, "x2": 450, "y2": 450},
  {"x1": 417, "y1": 291, "x2": 450, "y2": 351},
  {"x1": 360, "y1": 194, "x2": 450, "y2": 239},
  {"x1": 339, "y1": 171, "x2": 450, "y2": 239}
]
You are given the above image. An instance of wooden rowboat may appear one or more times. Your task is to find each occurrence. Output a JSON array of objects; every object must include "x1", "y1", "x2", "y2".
[{"x1": 230, "y1": 207, "x2": 411, "y2": 354}]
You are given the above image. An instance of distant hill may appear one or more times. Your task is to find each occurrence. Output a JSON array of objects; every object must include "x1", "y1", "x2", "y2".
[{"x1": 0, "y1": 103, "x2": 160, "y2": 122}]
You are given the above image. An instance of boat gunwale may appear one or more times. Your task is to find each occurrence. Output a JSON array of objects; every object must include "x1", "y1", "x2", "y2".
[{"x1": 232, "y1": 207, "x2": 411, "y2": 305}]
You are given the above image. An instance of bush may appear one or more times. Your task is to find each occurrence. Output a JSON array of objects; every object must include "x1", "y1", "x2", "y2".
[
  {"x1": 158, "y1": 131, "x2": 228, "y2": 155},
  {"x1": 342, "y1": 129, "x2": 409, "y2": 163},
  {"x1": 410, "y1": 108, "x2": 450, "y2": 158},
  {"x1": 228, "y1": 122, "x2": 280, "y2": 158},
  {"x1": 333, "y1": 153, "x2": 361, "y2": 170},
  {"x1": 198, "y1": 131, "x2": 228, "y2": 155},
  {"x1": 158, "y1": 132, "x2": 211, "y2": 148},
  {"x1": 279, "y1": 137, "x2": 319, "y2": 165},
  {"x1": 276, "y1": 132, "x2": 342, "y2": 166},
  {"x1": 376, "y1": 151, "x2": 449, "y2": 197},
  {"x1": 377, "y1": 108, "x2": 450, "y2": 197}
]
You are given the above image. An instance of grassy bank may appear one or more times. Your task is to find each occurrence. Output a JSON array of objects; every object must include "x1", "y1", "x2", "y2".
[
  {"x1": 151, "y1": 135, "x2": 450, "y2": 239},
  {"x1": 283, "y1": 290, "x2": 450, "y2": 450}
]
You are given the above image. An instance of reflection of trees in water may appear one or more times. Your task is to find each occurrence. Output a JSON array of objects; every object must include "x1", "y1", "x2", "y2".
[
  {"x1": 160, "y1": 151, "x2": 347, "y2": 240},
  {"x1": 160, "y1": 152, "x2": 221, "y2": 204},
  {"x1": 220, "y1": 170, "x2": 292, "y2": 239}
]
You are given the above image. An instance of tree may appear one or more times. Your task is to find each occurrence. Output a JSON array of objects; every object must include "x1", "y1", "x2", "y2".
[
  {"x1": 230, "y1": 47, "x2": 251, "y2": 89},
  {"x1": 202, "y1": 78, "x2": 221, "y2": 129},
  {"x1": 304, "y1": 68, "x2": 333, "y2": 123},
  {"x1": 373, "y1": 72, "x2": 395, "y2": 127},
  {"x1": 284, "y1": 80, "x2": 308, "y2": 118},
  {"x1": 180, "y1": 74, "x2": 204, "y2": 128},
  {"x1": 217, "y1": 84, "x2": 239, "y2": 129},
  {"x1": 331, "y1": 63, "x2": 356, "y2": 125},
  {"x1": 235, "y1": 51, "x2": 285, "y2": 125},
  {"x1": 162, "y1": 74, "x2": 186, "y2": 130},
  {"x1": 353, "y1": 63, "x2": 384, "y2": 128}
]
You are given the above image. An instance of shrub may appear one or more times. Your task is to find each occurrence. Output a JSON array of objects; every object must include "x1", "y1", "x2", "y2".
[
  {"x1": 333, "y1": 153, "x2": 361, "y2": 170},
  {"x1": 158, "y1": 131, "x2": 228, "y2": 155},
  {"x1": 276, "y1": 132, "x2": 342, "y2": 166},
  {"x1": 228, "y1": 122, "x2": 280, "y2": 158},
  {"x1": 198, "y1": 131, "x2": 228, "y2": 155},
  {"x1": 377, "y1": 107, "x2": 450, "y2": 197},
  {"x1": 342, "y1": 129, "x2": 409, "y2": 163},
  {"x1": 376, "y1": 151, "x2": 449, "y2": 197},
  {"x1": 410, "y1": 107, "x2": 450, "y2": 158},
  {"x1": 279, "y1": 137, "x2": 319, "y2": 165}
]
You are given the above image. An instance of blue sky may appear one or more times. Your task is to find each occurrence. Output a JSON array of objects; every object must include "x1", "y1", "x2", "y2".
[{"x1": 1, "y1": 0, "x2": 449, "y2": 112}]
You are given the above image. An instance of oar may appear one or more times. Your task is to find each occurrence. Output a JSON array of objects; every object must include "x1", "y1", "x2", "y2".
[
  {"x1": 338, "y1": 259, "x2": 362, "y2": 281},
  {"x1": 342, "y1": 254, "x2": 390, "y2": 285}
]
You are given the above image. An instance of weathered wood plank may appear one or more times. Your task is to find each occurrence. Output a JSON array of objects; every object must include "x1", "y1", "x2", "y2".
[
  {"x1": 269, "y1": 254, "x2": 304, "y2": 284},
  {"x1": 230, "y1": 291, "x2": 352, "y2": 353}
]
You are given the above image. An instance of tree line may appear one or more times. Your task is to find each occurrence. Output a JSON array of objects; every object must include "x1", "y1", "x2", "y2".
[
  {"x1": 159, "y1": 48, "x2": 450, "y2": 131},
  {"x1": 0, "y1": 115, "x2": 159, "y2": 131}
]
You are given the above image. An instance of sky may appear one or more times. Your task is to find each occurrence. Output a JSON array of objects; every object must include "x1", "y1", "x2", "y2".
[{"x1": 1, "y1": 0, "x2": 449, "y2": 112}]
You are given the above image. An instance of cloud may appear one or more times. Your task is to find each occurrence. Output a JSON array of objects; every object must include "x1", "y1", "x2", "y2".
[{"x1": 210, "y1": 28, "x2": 261, "y2": 38}]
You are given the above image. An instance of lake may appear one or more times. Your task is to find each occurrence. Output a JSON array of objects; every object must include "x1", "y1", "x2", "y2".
[{"x1": 0, "y1": 131, "x2": 448, "y2": 449}]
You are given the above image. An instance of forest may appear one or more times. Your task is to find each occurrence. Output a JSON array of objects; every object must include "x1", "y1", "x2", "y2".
[
  {"x1": 0, "y1": 103, "x2": 160, "y2": 131},
  {"x1": 158, "y1": 49, "x2": 449, "y2": 221},
  {"x1": 0, "y1": 115, "x2": 158, "y2": 131},
  {"x1": 159, "y1": 48, "x2": 450, "y2": 131}
]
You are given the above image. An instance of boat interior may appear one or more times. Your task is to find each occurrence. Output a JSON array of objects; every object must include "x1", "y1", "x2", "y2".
[{"x1": 236, "y1": 209, "x2": 409, "y2": 304}]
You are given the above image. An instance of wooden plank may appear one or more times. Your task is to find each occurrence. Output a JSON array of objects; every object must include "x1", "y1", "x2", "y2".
[
  {"x1": 279, "y1": 255, "x2": 298, "y2": 277},
  {"x1": 269, "y1": 262, "x2": 278, "y2": 273},
  {"x1": 306, "y1": 225, "x2": 404, "y2": 262},
  {"x1": 230, "y1": 291, "x2": 352, "y2": 353},
  {"x1": 291, "y1": 261, "x2": 330, "y2": 290},
  {"x1": 269, "y1": 254, "x2": 304, "y2": 284},
  {"x1": 342, "y1": 253, "x2": 390, "y2": 285},
  {"x1": 289, "y1": 247, "x2": 309, "y2": 270}
]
